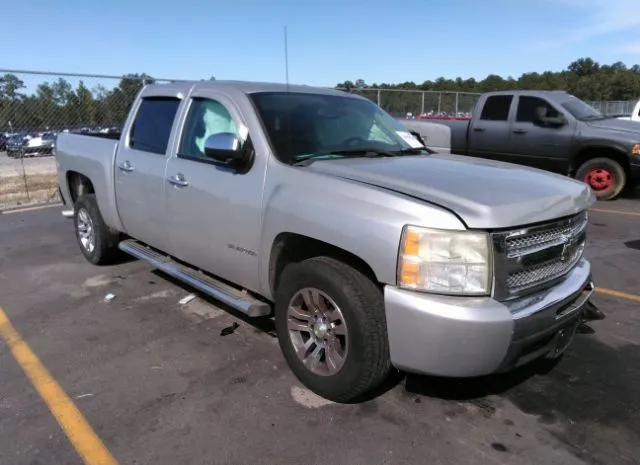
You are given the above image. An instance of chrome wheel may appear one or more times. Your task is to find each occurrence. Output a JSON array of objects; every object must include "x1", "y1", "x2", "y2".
[
  {"x1": 287, "y1": 287, "x2": 348, "y2": 376},
  {"x1": 76, "y1": 208, "x2": 95, "y2": 253}
]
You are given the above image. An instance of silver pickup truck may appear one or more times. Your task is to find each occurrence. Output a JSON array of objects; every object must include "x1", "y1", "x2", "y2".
[{"x1": 56, "y1": 80, "x2": 600, "y2": 402}]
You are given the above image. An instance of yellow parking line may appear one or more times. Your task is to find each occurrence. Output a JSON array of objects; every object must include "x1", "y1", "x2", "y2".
[
  {"x1": 595, "y1": 287, "x2": 640, "y2": 303},
  {"x1": 1, "y1": 203, "x2": 62, "y2": 215},
  {"x1": 590, "y1": 208, "x2": 640, "y2": 217},
  {"x1": 0, "y1": 307, "x2": 118, "y2": 465}
]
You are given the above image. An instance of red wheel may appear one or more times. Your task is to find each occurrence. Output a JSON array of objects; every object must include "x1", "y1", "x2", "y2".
[
  {"x1": 575, "y1": 158, "x2": 626, "y2": 201},
  {"x1": 584, "y1": 168, "x2": 614, "y2": 192}
]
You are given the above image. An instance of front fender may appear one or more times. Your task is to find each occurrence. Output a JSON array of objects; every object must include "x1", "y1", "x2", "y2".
[{"x1": 258, "y1": 169, "x2": 466, "y2": 299}]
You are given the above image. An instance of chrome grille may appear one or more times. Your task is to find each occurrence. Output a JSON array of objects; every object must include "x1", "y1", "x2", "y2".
[{"x1": 492, "y1": 211, "x2": 588, "y2": 300}]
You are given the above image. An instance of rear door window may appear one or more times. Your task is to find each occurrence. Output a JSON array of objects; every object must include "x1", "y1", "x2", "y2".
[
  {"x1": 129, "y1": 97, "x2": 181, "y2": 154},
  {"x1": 480, "y1": 95, "x2": 513, "y2": 121}
]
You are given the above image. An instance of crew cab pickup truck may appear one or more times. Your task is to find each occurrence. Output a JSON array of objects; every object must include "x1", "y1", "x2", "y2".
[
  {"x1": 403, "y1": 90, "x2": 640, "y2": 201},
  {"x1": 56, "y1": 80, "x2": 600, "y2": 402}
]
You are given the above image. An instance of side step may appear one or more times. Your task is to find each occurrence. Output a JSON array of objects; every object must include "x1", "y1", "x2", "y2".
[{"x1": 118, "y1": 239, "x2": 271, "y2": 317}]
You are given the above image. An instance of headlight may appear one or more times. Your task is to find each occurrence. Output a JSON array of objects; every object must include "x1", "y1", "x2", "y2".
[{"x1": 397, "y1": 226, "x2": 492, "y2": 296}]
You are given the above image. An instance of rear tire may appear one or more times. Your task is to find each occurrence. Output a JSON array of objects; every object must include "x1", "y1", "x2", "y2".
[
  {"x1": 575, "y1": 157, "x2": 626, "y2": 201},
  {"x1": 73, "y1": 194, "x2": 122, "y2": 265},
  {"x1": 274, "y1": 256, "x2": 392, "y2": 403}
]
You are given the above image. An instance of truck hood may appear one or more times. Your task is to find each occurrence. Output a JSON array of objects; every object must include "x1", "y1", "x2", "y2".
[
  {"x1": 586, "y1": 117, "x2": 640, "y2": 135},
  {"x1": 306, "y1": 154, "x2": 595, "y2": 229}
]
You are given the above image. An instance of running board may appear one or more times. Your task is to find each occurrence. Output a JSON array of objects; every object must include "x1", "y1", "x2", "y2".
[{"x1": 118, "y1": 239, "x2": 271, "y2": 317}]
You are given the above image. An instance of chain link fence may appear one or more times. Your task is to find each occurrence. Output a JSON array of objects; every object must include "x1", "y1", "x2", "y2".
[
  {"x1": 586, "y1": 100, "x2": 638, "y2": 116},
  {"x1": 0, "y1": 70, "x2": 176, "y2": 208},
  {"x1": 340, "y1": 88, "x2": 639, "y2": 119},
  {"x1": 338, "y1": 88, "x2": 480, "y2": 117}
]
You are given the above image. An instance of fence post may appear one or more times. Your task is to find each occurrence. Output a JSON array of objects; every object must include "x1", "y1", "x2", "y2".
[
  {"x1": 377, "y1": 89, "x2": 381, "y2": 106},
  {"x1": 19, "y1": 155, "x2": 31, "y2": 203},
  {"x1": 421, "y1": 92, "x2": 425, "y2": 115},
  {"x1": 455, "y1": 92, "x2": 459, "y2": 114},
  {"x1": 437, "y1": 93, "x2": 442, "y2": 114}
]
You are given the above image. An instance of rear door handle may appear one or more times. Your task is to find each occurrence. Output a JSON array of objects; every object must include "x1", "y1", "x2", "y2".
[
  {"x1": 118, "y1": 160, "x2": 134, "y2": 172},
  {"x1": 473, "y1": 126, "x2": 485, "y2": 132},
  {"x1": 167, "y1": 174, "x2": 189, "y2": 187},
  {"x1": 513, "y1": 128, "x2": 527, "y2": 134}
]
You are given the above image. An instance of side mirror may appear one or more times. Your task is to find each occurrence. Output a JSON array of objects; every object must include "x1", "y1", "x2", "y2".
[{"x1": 204, "y1": 133, "x2": 245, "y2": 164}]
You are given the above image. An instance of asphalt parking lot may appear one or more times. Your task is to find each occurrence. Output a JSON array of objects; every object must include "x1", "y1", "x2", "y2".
[{"x1": 1, "y1": 198, "x2": 639, "y2": 465}]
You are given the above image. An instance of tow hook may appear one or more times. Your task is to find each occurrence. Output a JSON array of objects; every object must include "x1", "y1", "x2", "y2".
[
  {"x1": 576, "y1": 301, "x2": 605, "y2": 334},
  {"x1": 582, "y1": 301, "x2": 606, "y2": 321}
]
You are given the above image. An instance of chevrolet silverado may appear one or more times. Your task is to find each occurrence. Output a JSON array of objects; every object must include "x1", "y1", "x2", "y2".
[{"x1": 55, "y1": 80, "x2": 599, "y2": 402}]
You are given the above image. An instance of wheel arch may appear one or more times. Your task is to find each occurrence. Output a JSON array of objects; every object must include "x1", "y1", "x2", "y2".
[
  {"x1": 66, "y1": 171, "x2": 95, "y2": 204},
  {"x1": 569, "y1": 145, "x2": 630, "y2": 179},
  {"x1": 268, "y1": 232, "x2": 381, "y2": 298}
]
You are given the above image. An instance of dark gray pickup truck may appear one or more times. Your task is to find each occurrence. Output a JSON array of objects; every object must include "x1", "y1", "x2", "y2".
[{"x1": 404, "y1": 90, "x2": 640, "y2": 200}]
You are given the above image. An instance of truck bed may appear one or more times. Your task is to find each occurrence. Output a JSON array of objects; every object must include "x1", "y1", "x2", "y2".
[
  {"x1": 400, "y1": 118, "x2": 470, "y2": 154},
  {"x1": 55, "y1": 132, "x2": 122, "y2": 230}
]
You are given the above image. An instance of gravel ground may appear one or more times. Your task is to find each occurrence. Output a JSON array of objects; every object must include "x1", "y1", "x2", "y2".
[{"x1": 0, "y1": 151, "x2": 57, "y2": 177}]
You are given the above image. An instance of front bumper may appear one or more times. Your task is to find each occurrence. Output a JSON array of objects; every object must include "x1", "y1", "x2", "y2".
[
  {"x1": 7, "y1": 146, "x2": 54, "y2": 157},
  {"x1": 24, "y1": 145, "x2": 54, "y2": 156},
  {"x1": 384, "y1": 258, "x2": 594, "y2": 377}
]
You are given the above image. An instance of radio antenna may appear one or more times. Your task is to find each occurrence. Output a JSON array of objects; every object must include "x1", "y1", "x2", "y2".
[{"x1": 284, "y1": 25, "x2": 289, "y2": 88}]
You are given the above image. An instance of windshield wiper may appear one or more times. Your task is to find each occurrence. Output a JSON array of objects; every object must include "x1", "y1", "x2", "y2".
[
  {"x1": 394, "y1": 146, "x2": 432, "y2": 154},
  {"x1": 326, "y1": 148, "x2": 402, "y2": 157},
  {"x1": 293, "y1": 148, "x2": 401, "y2": 165},
  {"x1": 580, "y1": 114, "x2": 606, "y2": 121}
]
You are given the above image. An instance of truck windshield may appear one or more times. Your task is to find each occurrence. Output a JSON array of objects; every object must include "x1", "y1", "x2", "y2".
[
  {"x1": 249, "y1": 91, "x2": 425, "y2": 164},
  {"x1": 561, "y1": 96, "x2": 605, "y2": 121}
]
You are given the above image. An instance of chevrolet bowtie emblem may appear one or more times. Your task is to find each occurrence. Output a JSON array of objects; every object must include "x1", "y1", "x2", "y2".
[{"x1": 559, "y1": 235, "x2": 573, "y2": 262}]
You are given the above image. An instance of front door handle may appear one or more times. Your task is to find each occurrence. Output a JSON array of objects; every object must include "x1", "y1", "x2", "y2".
[
  {"x1": 513, "y1": 128, "x2": 528, "y2": 134},
  {"x1": 167, "y1": 174, "x2": 189, "y2": 187},
  {"x1": 118, "y1": 160, "x2": 134, "y2": 172}
]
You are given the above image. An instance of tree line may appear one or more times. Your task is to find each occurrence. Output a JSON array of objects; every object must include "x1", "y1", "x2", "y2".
[
  {"x1": 0, "y1": 73, "x2": 155, "y2": 133},
  {"x1": 337, "y1": 58, "x2": 640, "y2": 114},
  {"x1": 338, "y1": 58, "x2": 640, "y2": 99},
  {"x1": 0, "y1": 74, "x2": 220, "y2": 133},
  {"x1": 2, "y1": 58, "x2": 639, "y2": 133}
]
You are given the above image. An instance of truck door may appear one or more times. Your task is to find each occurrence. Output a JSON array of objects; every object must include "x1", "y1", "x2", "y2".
[
  {"x1": 114, "y1": 95, "x2": 181, "y2": 251},
  {"x1": 163, "y1": 92, "x2": 266, "y2": 292},
  {"x1": 467, "y1": 95, "x2": 514, "y2": 162},
  {"x1": 508, "y1": 95, "x2": 574, "y2": 173}
]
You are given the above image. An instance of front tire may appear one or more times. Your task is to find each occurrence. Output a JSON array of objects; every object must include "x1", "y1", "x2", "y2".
[
  {"x1": 274, "y1": 256, "x2": 391, "y2": 402},
  {"x1": 73, "y1": 194, "x2": 121, "y2": 265},
  {"x1": 576, "y1": 157, "x2": 626, "y2": 201}
]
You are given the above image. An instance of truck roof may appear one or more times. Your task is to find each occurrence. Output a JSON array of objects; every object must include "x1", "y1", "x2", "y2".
[
  {"x1": 481, "y1": 89, "x2": 570, "y2": 98},
  {"x1": 140, "y1": 79, "x2": 353, "y2": 98}
]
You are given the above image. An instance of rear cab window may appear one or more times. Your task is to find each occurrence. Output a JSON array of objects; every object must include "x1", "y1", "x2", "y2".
[{"x1": 129, "y1": 97, "x2": 181, "y2": 154}]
